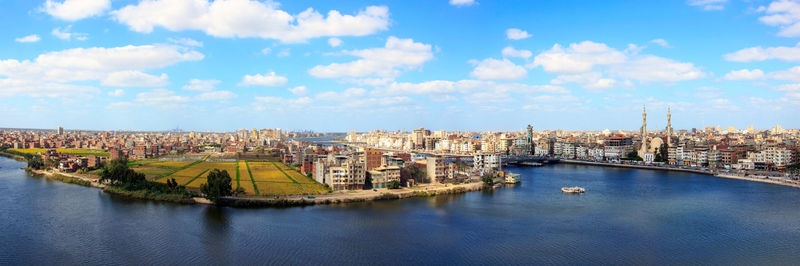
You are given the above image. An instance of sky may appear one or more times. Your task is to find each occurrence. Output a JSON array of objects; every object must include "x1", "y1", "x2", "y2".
[{"x1": 1, "y1": 0, "x2": 799, "y2": 132}]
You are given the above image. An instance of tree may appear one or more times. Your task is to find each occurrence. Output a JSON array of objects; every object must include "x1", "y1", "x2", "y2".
[
  {"x1": 166, "y1": 178, "x2": 179, "y2": 192},
  {"x1": 400, "y1": 164, "x2": 426, "y2": 185},
  {"x1": 100, "y1": 158, "x2": 147, "y2": 189},
  {"x1": 201, "y1": 169, "x2": 233, "y2": 204},
  {"x1": 386, "y1": 180, "x2": 400, "y2": 189},
  {"x1": 481, "y1": 174, "x2": 495, "y2": 186},
  {"x1": 27, "y1": 156, "x2": 44, "y2": 170}
]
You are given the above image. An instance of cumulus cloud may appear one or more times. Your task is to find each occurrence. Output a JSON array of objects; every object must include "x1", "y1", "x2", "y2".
[
  {"x1": 15, "y1": 35, "x2": 40, "y2": 43},
  {"x1": 370, "y1": 79, "x2": 567, "y2": 96},
  {"x1": 112, "y1": 0, "x2": 390, "y2": 43},
  {"x1": 506, "y1": 28, "x2": 531, "y2": 40},
  {"x1": 239, "y1": 71, "x2": 288, "y2": 86},
  {"x1": 308, "y1": 36, "x2": 433, "y2": 79},
  {"x1": 101, "y1": 71, "x2": 168, "y2": 87},
  {"x1": 758, "y1": 0, "x2": 800, "y2": 37},
  {"x1": 687, "y1": 0, "x2": 727, "y2": 11},
  {"x1": 52, "y1": 25, "x2": 88, "y2": 40},
  {"x1": 108, "y1": 89, "x2": 124, "y2": 97},
  {"x1": 723, "y1": 69, "x2": 765, "y2": 80},
  {"x1": 650, "y1": 38, "x2": 670, "y2": 48},
  {"x1": 0, "y1": 78, "x2": 99, "y2": 98},
  {"x1": 43, "y1": 0, "x2": 111, "y2": 21},
  {"x1": 469, "y1": 58, "x2": 527, "y2": 80},
  {"x1": 135, "y1": 89, "x2": 189, "y2": 105},
  {"x1": 449, "y1": 0, "x2": 476, "y2": 7},
  {"x1": 529, "y1": 41, "x2": 704, "y2": 85},
  {"x1": 196, "y1": 90, "x2": 237, "y2": 101},
  {"x1": 289, "y1": 85, "x2": 309, "y2": 95},
  {"x1": 183, "y1": 79, "x2": 220, "y2": 91},
  {"x1": 328, "y1": 37, "x2": 342, "y2": 47},
  {"x1": 0, "y1": 44, "x2": 201, "y2": 100},
  {"x1": 168, "y1": 37, "x2": 203, "y2": 47},
  {"x1": 770, "y1": 66, "x2": 800, "y2": 82},
  {"x1": 0, "y1": 44, "x2": 203, "y2": 82},
  {"x1": 724, "y1": 43, "x2": 800, "y2": 62},
  {"x1": 501, "y1": 46, "x2": 532, "y2": 59},
  {"x1": 551, "y1": 72, "x2": 616, "y2": 91}
]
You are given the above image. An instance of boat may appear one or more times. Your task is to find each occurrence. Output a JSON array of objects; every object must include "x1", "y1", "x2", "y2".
[
  {"x1": 504, "y1": 173, "x2": 521, "y2": 184},
  {"x1": 561, "y1": 186, "x2": 585, "y2": 194}
]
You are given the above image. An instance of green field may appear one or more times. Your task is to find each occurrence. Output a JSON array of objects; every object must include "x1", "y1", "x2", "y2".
[
  {"x1": 143, "y1": 160, "x2": 327, "y2": 196},
  {"x1": 10, "y1": 148, "x2": 109, "y2": 157}
]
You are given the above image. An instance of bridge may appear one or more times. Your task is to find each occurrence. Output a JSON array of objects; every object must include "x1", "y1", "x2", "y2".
[{"x1": 503, "y1": 155, "x2": 559, "y2": 166}]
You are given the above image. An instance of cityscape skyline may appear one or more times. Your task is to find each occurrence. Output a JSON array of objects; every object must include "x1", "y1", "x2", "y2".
[{"x1": 2, "y1": 0, "x2": 800, "y2": 131}]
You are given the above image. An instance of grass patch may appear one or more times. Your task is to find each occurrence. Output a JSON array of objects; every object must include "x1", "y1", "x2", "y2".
[
  {"x1": 103, "y1": 185, "x2": 195, "y2": 204},
  {"x1": 244, "y1": 161, "x2": 260, "y2": 195},
  {"x1": 51, "y1": 174, "x2": 92, "y2": 187}
]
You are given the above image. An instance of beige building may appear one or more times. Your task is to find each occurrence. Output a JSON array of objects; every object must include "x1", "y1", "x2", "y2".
[{"x1": 368, "y1": 165, "x2": 401, "y2": 188}]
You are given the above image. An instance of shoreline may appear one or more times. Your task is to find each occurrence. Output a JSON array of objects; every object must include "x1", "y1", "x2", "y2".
[
  {"x1": 24, "y1": 165, "x2": 488, "y2": 207},
  {"x1": 559, "y1": 159, "x2": 800, "y2": 189}
]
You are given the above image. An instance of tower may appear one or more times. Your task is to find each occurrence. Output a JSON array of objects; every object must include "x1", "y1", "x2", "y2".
[
  {"x1": 666, "y1": 107, "x2": 672, "y2": 147},
  {"x1": 639, "y1": 106, "x2": 647, "y2": 157}
]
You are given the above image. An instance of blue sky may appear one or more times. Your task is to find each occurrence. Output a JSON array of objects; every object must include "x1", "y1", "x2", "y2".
[{"x1": 1, "y1": 0, "x2": 799, "y2": 132}]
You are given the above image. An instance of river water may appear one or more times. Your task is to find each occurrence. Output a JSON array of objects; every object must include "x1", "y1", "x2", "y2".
[{"x1": 1, "y1": 156, "x2": 799, "y2": 265}]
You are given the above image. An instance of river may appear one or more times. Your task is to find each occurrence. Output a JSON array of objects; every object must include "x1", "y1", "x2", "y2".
[{"x1": 1, "y1": 156, "x2": 799, "y2": 265}]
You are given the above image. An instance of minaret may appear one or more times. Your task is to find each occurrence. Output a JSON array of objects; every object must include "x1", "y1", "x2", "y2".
[
  {"x1": 666, "y1": 107, "x2": 672, "y2": 147},
  {"x1": 639, "y1": 106, "x2": 648, "y2": 157}
]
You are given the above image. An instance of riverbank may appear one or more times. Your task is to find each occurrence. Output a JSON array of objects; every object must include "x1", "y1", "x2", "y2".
[
  {"x1": 0, "y1": 151, "x2": 27, "y2": 161},
  {"x1": 27, "y1": 165, "x2": 489, "y2": 207},
  {"x1": 559, "y1": 159, "x2": 800, "y2": 189},
  {"x1": 224, "y1": 182, "x2": 487, "y2": 207},
  {"x1": 559, "y1": 159, "x2": 714, "y2": 175}
]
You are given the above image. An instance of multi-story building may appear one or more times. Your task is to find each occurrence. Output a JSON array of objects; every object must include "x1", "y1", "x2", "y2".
[
  {"x1": 473, "y1": 154, "x2": 501, "y2": 174},
  {"x1": 426, "y1": 156, "x2": 446, "y2": 183},
  {"x1": 367, "y1": 165, "x2": 401, "y2": 189},
  {"x1": 314, "y1": 154, "x2": 366, "y2": 191}
]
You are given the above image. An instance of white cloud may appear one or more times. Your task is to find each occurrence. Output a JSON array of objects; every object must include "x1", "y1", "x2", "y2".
[
  {"x1": 501, "y1": 46, "x2": 532, "y2": 59},
  {"x1": 371, "y1": 79, "x2": 567, "y2": 96},
  {"x1": 0, "y1": 44, "x2": 203, "y2": 82},
  {"x1": 687, "y1": 0, "x2": 727, "y2": 11},
  {"x1": 196, "y1": 90, "x2": 237, "y2": 101},
  {"x1": 108, "y1": 89, "x2": 124, "y2": 96},
  {"x1": 531, "y1": 41, "x2": 626, "y2": 74},
  {"x1": 693, "y1": 86, "x2": 722, "y2": 99},
  {"x1": 277, "y1": 48, "x2": 291, "y2": 57},
  {"x1": 183, "y1": 79, "x2": 220, "y2": 91},
  {"x1": 607, "y1": 55, "x2": 706, "y2": 82},
  {"x1": 770, "y1": 66, "x2": 800, "y2": 82},
  {"x1": 168, "y1": 37, "x2": 203, "y2": 47},
  {"x1": 101, "y1": 71, "x2": 168, "y2": 87},
  {"x1": 239, "y1": 71, "x2": 288, "y2": 86},
  {"x1": 261, "y1": 47, "x2": 272, "y2": 55},
  {"x1": 135, "y1": 89, "x2": 189, "y2": 104},
  {"x1": 15, "y1": 35, "x2": 41, "y2": 43},
  {"x1": 112, "y1": 0, "x2": 390, "y2": 43},
  {"x1": 650, "y1": 38, "x2": 670, "y2": 48},
  {"x1": 289, "y1": 85, "x2": 309, "y2": 95},
  {"x1": 724, "y1": 43, "x2": 800, "y2": 62},
  {"x1": 723, "y1": 69, "x2": 765, "y2": 80},
  {"x1": 328, "y1": 37, "x2": 342, "y2": 47},
  {"x1": 309, "y1": 36, "x2": 433, "y2": 79},
  {"x1": 506, "y1": 28, "x2": 532, "y2": 40},
  {"x1": 758, "y1": 0, "x2": 800, "y2": 37},
  {"x1": 551, "y1": 72, "x2": 616, "y2": 91},
  {"x1": 530, "y1": 40, "x2": 704, "y2": 83},
  {"x1": 449, "y1": 0, "x2": 476, "y2": 7},
  {"x1": 43, "y1": 0, "x2": 110, "y2": 21},
  {"x1": 470, "y1": 58, "x2": 527, "y2": 80},
  {"x1": 0, "y1": 78, "x2": 100, "y2": 98},
  {"x1": 52, "y1": 25, "x2": 88, "y2": 40},
  {"x1": 776, "y1": 83, "x2": 800, "y2": 91}
]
